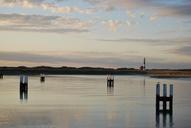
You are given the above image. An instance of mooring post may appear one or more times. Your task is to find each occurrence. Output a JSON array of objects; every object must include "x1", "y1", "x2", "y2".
[
  {"x1": 40, "y1": 74, "x2": 45, "y2": 82},
  {"x1": 156, "y1": 82, "x2": 160, "y2": 113},
  {"x1": 107, "y1": 75, "x2": 114, "y2": 87},
  {"x1": 20, "y1": 75, "x2": 28, "y2": 101},
  {"x1": 20, "y1": 75, "x2": 28, "y2": 92},
  {"x1": 163, "y1": 84, "x2": 167, "y2": 111},
  {"x1": 0, "y1": 74, "x2": 3, "y2": 79},
  {"x1": 170, "y1": 84, "x2": 173, "y2": 113}
]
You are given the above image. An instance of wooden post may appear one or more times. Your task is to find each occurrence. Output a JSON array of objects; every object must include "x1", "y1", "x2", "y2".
[
  {"x1": 20, "y1": 75, "x2": 28, "y2": 92},
  {"x1": 20, "y1": 75, "x2": 28, "y2": 101},
  {"x1": 107, "y1": 75, "x2": 114, "y2": 87},
  {"x1": 156, "y1": 82, "x2": 160, "y2": 113},
  {"x1": 163, "y1": 84, "x2": 167, "y2": 111},
  {"x1": 40, "y1": 74, "x2": 45, "y2": 82},
  {"x1": 170, "y1": 84, "x2": 173, "y2": 113}
]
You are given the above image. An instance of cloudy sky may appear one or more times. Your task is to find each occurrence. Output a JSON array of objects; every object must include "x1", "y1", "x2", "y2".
[{"x1": 0, "y1": 0, "x2": 191, "y2": 69}]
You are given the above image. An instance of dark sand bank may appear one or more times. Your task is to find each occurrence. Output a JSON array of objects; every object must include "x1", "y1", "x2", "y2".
[
  {"x1": 0, "y1": 66, "x2": 146, "y2": 75},
  {"x1": 0, "y1": 66, "x2": 191, "y2": 78},
  {"x1": 148, "y1": 69, "x2": 191, "y2": 78}
]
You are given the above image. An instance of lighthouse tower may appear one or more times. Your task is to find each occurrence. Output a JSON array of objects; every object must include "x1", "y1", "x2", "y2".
[
  {"x1": 143, "y1": 58, "x2": 146, "y2": 70},
  {"x1": 139, "y1": 58, "x2": 146, "y2": 71}
]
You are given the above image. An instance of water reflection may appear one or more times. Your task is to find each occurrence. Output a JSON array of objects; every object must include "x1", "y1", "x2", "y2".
[
  {"x1": 143, "y1": 78, "x2": 146, "y2": 96},
  {"x1": 107, "y1": 86, "x2": 114, "y2": 96},
  {"x1": 0, "y1": 75, "x2": 190, "y2": 128},
  {"x1": 19, "y1": 85, "x2": 28, "y2": 101},
  {"x1": 20, "y1": 90, "x2": 28, "y2": 101},
  {"x1": 156, "y1": 112, "x2": 174, "y2": 128}
]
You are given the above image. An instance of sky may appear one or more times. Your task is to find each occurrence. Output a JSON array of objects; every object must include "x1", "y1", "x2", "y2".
[{"x1": 0, "y1": 0, "x2": 191, "y2": 69}]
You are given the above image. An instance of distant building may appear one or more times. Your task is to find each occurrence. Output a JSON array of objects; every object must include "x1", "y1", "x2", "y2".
[{"x1": 140, "y1": 66, "x2": 144, "y2": 70}]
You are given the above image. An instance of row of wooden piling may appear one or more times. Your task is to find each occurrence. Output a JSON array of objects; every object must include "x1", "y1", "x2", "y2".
[{"x1": 156, "y1": 82, "x2": 173, "y2": 113}]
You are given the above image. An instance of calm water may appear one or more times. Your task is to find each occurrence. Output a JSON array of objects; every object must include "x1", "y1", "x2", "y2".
[{"x1": 0, "y1": 75, "x2": 191, "y2": 128}]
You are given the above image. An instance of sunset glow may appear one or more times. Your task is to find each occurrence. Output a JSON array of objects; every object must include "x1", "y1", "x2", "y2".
[{"x1": 0, "y1": 0, "x2": 191, "y2": 68}]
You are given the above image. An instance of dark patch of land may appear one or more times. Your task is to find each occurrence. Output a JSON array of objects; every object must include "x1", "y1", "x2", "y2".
[
  {"x1": 148, "y1": 69, "x2": 191, "y2": 78},
  {"x1": 0, "y1": 66, "x2": 146, "y2": 75},
  {"x1": 0, "y1": 66, "x2": 191, "y2": 78}
]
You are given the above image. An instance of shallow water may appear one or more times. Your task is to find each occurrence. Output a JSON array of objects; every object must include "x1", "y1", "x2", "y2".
[{"x1": 0, "y1": 75, "x2": 191, "y2": 128}]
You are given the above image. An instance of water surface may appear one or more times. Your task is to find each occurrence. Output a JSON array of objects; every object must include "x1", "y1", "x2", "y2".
[{"x1": 0, "y1": 75, "x2": 191, "y2": 128}]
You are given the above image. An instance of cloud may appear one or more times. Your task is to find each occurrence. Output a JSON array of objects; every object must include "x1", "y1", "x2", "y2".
[
  {"x1": 0, "y1": 0, "x2": 95, "y2": 14},
  {"x1": 171, "y1": 46, "x2": 191, "y2": 56},
  {"x1": 157, "y1": 3, "x2": 191, "y2": 17},
  {"x1": 149, "y1": 16, "x2": 158, "y2": 21},
  {"x1": 102, "y1": 20, "x2": 121, "y2": 32},
  {"x1": 84, "y1": 0, "x2": 191, "y2": 17},
  {"x1": 126, "y1": 10, "x2": 135, "y2": 18},
  {"x1": 101, "y1": 20, "x2": 133, "y2": 32},
  {"x1": 1, "y1": 0, "x2": 191, "y2": 17},
  {"x1": 147, "y1": 61, "x2": 191, "y2": 69},
  {"x1": 0, "y1": 51, "x2": 141, "y2": 67},
  {"x1": 0, "y1": 13, "x2": 90, "y2": 33},
  {"x1": 0, "y1": 51, "x2": 151, "y2": 68},
  {"x1": 0, "y1": 51, "x2": 190, "y2": 69},
  {"x1": 97, "y1": 37, "x2": 191, "y2": 46}
]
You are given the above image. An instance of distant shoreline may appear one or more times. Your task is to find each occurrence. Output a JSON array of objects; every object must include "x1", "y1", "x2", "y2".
[{"x1": 0, "y1": 66, "x2": 191, "y2": 78}]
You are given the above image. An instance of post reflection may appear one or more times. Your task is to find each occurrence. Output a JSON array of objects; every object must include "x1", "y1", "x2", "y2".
[
  {"x1": 20, "y1": 85, "x2": 28, "y2": 101},
  {"x1": 143, "y1": 78, "x2": 146, "y2": 96},
  {"x1": 156, "y1": 112, "x2": 174, "y2": 128},
  {"x1": 107, "y1": 86, "x2": 114, "y2": 96},
  {"x1": 20, "y1": 90, "x2": 28, "y2": 101}
]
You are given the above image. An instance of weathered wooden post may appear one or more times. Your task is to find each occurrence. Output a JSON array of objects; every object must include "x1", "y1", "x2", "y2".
[
  {"x1": 163, "y1": 84, "x2": 167, "y2": 111},
  {"x1": 107, "y1": 75, "x2": 114, "y2": 87},
  {"x1": 20, "y1": 75, "x2": 28, "y2": 93},
  {"x1": 107, "y1": 75, "x2": 114, "y2": 96},
  {"x1": 156, "y1": 82, "x2": 160, "y2": 113},
  {"x1": 170, "y1": 84, "x2": 173, "y2": 113},
  {"x1": 20, "y1": 75, "x2": 28, "y2": 101},
  {"x1": 40, "y1": 74, "x2": 45, "y2": 82}
]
